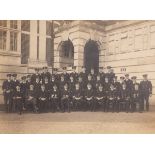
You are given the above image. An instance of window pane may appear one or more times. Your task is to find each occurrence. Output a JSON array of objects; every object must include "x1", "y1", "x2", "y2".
[
  {"x1": 10, "y1": 20, "x2": 17, "y2": 29},
  {"x1": 10, "y1": 32, "x2": 17, "y2": 51},
  {"x1": 0, "y1": 30, "x2": 7, "y2": 50},
  {"x1": 0, "y1": 20, "x2": 7, "y2": 27},
  {"x1": 21, "y1": 20, "x2": 30, "y2": 32},
  {"x1": 21, "y1": 33, "x2": 30, "y2": 64},
  {"x1": 46, "y1": 38, "x2": 53, "y2": 66},
  {"x1": 46, "y1": 21, "x2": 52, "y2": 36}
]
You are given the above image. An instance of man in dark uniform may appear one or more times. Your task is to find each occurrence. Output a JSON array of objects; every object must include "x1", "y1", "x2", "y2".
[
  {"x1": 99, "y1": 67, "x2": 105, "y2": 84},
  {"x1": 90, "y1": 68, "x2": 96, "y2": 82},
  {"x1": 120, "y1": 83, "x2": 131, "y2": 112},
  {"x1": 68, "y1": 75, "x2": 75, "y2": 110},
  {"x1": 20, "y1": 76, "x2": 27, "y2": 110},
  {"x1": 139, "y1": 74, "x2": 152, "y2": 112},
  {"x1": 84, "y1": 83, "x2": 94, "y2": 111},
  {"x1": 113, "y1": 76, "x2": 121, "y2": 92},
  {"x1": 120, "y1": 76, "x2": 125, "y2": 86},
  {"x1": 31, "y1": 68, "x2": 40, "y2": 84},
  {"x1": 131, "y1": 76, "x2": 140, "y2": 112},
  {"x1": 79, "y1": 66, "x2": 87, "y2": 82},
  {"x1": 87, "y1": 74, "x2": 95, "y2": 90},
  {"x1": 107, "y1": 84, "x2": 117, "y2": 112},
  {"x1": 95, "y1": 74, "x2": 102, "y2": 90},
  {"x1": 50, "y1": 74, "x2": 58, "y2": 88},
  {"x1": 11, "y1": 74, "x2": 20, "y2": 91},
  {"x1": 34, "y1": 75, "x2": 41, "y2": 108},
  {"x1": 77, "y1": 75, "x2": 85, "y2": 93},
  {"x1": 95, "y1": 84, "x2": 106, "y2": 112},
  {"x1": 70, "y1": 66, "x2": 78, "y2": 81},
  {"x1": 62, "y1": 67, "x2": 69, "y2": 82},
  {"x1": 26, "y1": 84, "x2": 38, "y2": 113},
  {"x1": 49, "y1": 84, "x2": 60, "y2": 112},
  {"x1": 113, "y1": 76, "x2": 121, "y2": 112},
  {"x1": 41, "y1": 67, "x2": 51, "y2": 83},
  {"x1": 26, "y1": 75, "x2": 32, "y2": 90},
  {"x1": 11, "y1": 74, "x2": 20, "y2": 112},
  {"x1": 61, "y1": 83, "x2": 71, "y2": 113},
  {"x1": 53, "y1": 68, "x2": 60, "y2": 83},
  {"x1": 2, "y1": 74, "x2": 13, "y2": 112},
  {"x1": 59, "y1": 75, "x2": 66, "y2": 91},
  {"x1": 106, "y1": 66, "x2": 115, "y2": 84},
  {"x1": 12, "y1": 85, "x2": 23, "y2": 115},
  {"x1": 38, "y1": 84, "x2": 49, "y2": 113},
  {"x1": 72, "y1": 83, "x2": 83, "y2": 111},
  {"x1": 103, "y1": 76, "x2": 110, "y2": 97},
  {"x1": 124, "y1": 74, "x2": 133, "y2": 92}
]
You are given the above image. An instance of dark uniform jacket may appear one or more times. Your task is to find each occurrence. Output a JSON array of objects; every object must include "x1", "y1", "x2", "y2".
[
  {"x1": 20, "y1": 82, "x2": 27, "y2": 97},
  {"x1": 139, "y1": 80, "x2": 152, "y2": 95},
  {"x1": 26, "y1": 89, "x2": 37, "y2": 99},
  {"x1": 120, "y1": 87, "x2": 131, "y2": 100},
  {"x1": 50, "y1": 89, "x2": 60, "y2": 99},
  {"x1": 72, "y1": 89, "x2": 82, "y2": 99},
  {"x1": 39, "y1": 90, "x2": 49, "y2": 100},
  {"x1": 61, "y1": 89, "x2": 70, "y2": 99},
  {"x1": 2, "y1": 80, "x2": 13, "y2": 96},
  {"x1": 13, "y1": 90, "x2": 22, "y2": 99},
  {"x1": 34, "y1": 82, "x2": 41, "y2": 98},
  {"x1": 107, "y1": 89, "x2": 117, "y2": 100},
  {"x1": 41, "y1": 72, "x2": 51, "y2": 82},
  {"x1": 31, "y1": 74, "x2": 41, "y2": 84},
  {"x1": 69, "y1": 81, "x2": 75, "y2": 94},
  {"x1": 124, "y1": 79, "x2": 133, "y2": 91},
  {"x1": 106, "y1": 72, "x2": 115, "y2": 83},
  {"x1": 12, "y1": 80, "x2": 20, "y2": 91},
  {"x1": 132, "y1": 82, "x2": 140, "y2": 99},
  {"x1": 96, "y1": 89, "x2": 106, "y2": 99},
  {"x1": 103, "y1": 82, "x2": 110, "y2": 95},
  {"x1": 85, "y1": 88, "x2": 94, "y2": 99}
]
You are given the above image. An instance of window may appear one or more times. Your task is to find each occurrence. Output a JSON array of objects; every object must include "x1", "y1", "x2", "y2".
[
  {"x1": 0, "y1": 20, "x2": 7, "y2": 27},
  {"x1": 37, "y1": 36, "x2": 39, "y2": 59},
  {"x1": 64, "y1": 44, "x2": 69, "y2": 57},
  {"x1": 10, "y1": 20, "x2": 17, "y2": 29},
  {"x1": 21, "y1": 20, "x2": 30, "y2": 32},
  {"x1": 10, "y1": 32, "x2": 17, "y2": 51},
  {"x1": 21, "y1": 33, "x2": 30, "y2": 64},
  {"x1": 60, "y1": 40, "x2": 74, "y2": 58},
  {"x1": 46, "y1": 21, "x2": 52, "y2": 36},
  {"x1": 46, "y1": 38, "x2": 53, "y2": 66},
  {"x1": 0, "y1": 30, "x2": 7, "y2": 50}
]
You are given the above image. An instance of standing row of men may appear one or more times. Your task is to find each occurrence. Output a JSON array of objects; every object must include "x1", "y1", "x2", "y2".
[{"x1": 2, "y1": 66, "x2": 152, "y2": 114}]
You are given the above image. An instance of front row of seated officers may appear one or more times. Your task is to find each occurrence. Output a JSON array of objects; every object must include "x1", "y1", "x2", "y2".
[{"x1": 2, "y1": 66, "x2": 152, "y2": 114}]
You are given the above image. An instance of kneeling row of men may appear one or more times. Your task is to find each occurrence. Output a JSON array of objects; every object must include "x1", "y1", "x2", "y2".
[{"x1": 9, "y1": 78, "x2": 148, "y2": 115}]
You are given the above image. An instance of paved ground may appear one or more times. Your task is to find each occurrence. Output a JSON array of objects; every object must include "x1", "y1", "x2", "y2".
[{"x1": 0, "y1": 106, "x2": 155, "y2": 134}]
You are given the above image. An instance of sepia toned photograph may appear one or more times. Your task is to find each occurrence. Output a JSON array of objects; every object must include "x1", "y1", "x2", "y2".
[{"x1": 0, "y1": 20, "x2": 154, "y2": 133}]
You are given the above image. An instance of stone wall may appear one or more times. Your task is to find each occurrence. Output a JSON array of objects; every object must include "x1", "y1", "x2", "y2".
[{"x1": 104, "y1": 21, "x2": 155, "y2": 104}]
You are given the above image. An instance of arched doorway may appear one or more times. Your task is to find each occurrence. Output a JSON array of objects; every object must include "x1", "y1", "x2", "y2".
[
  {"x1": 58, "y1": 39, "x2": 74, "y2": 68},
  {"x1": 84, "y1": 39, "x2": 99, "y2": 73}
]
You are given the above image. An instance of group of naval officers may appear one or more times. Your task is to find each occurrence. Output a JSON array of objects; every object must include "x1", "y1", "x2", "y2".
[{"x1": 2, "y1": 66, "x2": 152, "y2": 115}]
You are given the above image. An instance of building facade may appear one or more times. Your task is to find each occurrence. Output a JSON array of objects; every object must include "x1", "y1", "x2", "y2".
[{"x1": 0, "y1": 20, "x2": 155, "y2": 105}]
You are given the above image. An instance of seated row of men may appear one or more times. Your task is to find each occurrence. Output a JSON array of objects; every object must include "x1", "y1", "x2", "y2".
[{"x1": 2, "y1": 66, "x2": 152, "y2": 115}]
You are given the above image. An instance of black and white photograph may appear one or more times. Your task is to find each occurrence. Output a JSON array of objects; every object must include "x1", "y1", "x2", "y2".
[{"x1": 0, "y1": 20, "x2": 154, "y2": 133}]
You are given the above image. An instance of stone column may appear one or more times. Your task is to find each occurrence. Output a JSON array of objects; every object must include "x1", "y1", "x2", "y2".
[
  {"x1": 53, "y1": 36, "x2": 61, "y2": 69},
  {"x1": 39, "y1": 20, "x2": 47, "y2": 66},
  {"x1": 17, "y1": 20, "x2": 21, "y2": 53},
  {"x1": 6, "y1": 20, "x2": 10, "y2": 51},
  {"x1": 28, "y1": 20, "x2": 37, "y2": 66}
]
